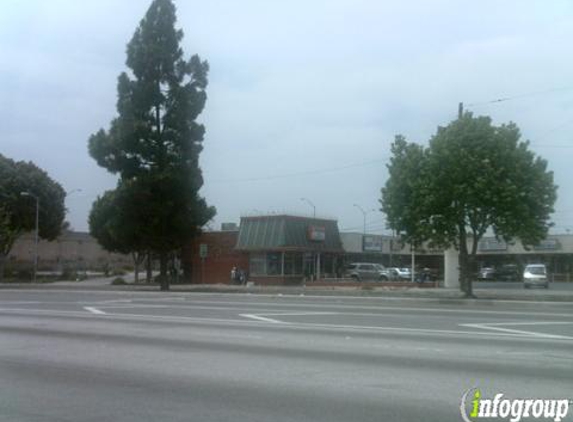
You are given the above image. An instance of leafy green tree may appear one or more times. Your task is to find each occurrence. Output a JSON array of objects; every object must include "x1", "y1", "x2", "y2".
[
  {"x1": 0, "y1": 154, "x2": 66, "y2": 281},
  {"x1": 381, "y1": 113, "x2": 557, "y2": 297},
  {"x1": 89, "y1": 188, "x2": 147, "y2": 282},
  {"x1": 381, "y1": 135, "x2": 428, "y2": 247},
  {"x1": 88, "y1": 0, "x2": 215, "y2": 290}
]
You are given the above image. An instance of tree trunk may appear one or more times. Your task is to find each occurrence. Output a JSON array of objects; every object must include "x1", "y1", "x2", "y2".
[
  {"x1": 457, "y1": 225, "x2": 476, "y2": 298},
  {"x1": 466, "y1": 254, "x2": 476, "y2": 298},
  {"x1": 146, "y1": 253, "x2": 152, "y2": 283},
  {"x1": 132, "y1": 252, "x2": 139, "y2": 284},
  {"x1": 159, "y1": 252, "x2": 169, "y2": 291},
  {"x1": 458, "y1": 250, "x2": 476, "y2": 298}
]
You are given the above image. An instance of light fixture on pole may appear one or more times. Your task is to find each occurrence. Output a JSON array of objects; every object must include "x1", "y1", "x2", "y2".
[
  {"x1": 353, "y1": 204, "x2": 376, "y2": 235},
  {"x1": 300, "y1": 198, "x2": 316, "y2": 218},
  {"x1": 20, "y1": 191, "x2": 39, "y2": 283}
]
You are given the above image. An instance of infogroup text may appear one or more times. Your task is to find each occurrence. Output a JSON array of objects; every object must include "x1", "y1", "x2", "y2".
[{"x1": 460, "y1": 389, "x2": 570, "y2": 422}]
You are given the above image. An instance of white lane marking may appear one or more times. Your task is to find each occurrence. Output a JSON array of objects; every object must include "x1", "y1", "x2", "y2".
[
  {"x1": 255, "y1": 312, "x2": 337, "y2": 317},
  {"x1": 0, "y1": 307, "x2": 572, "y2": 343},
  {"x1": 83, "y1": 307, "x2": 106, "y2": 315},
  {"x1": 459, "y1": 322, "x2": 573, "y2": 339},
  {"x1": 78, "y1": 300, "x2": 573, "y2": 320},
  {"x1": 475, "y1": 321, "x2": 573, "y2": 327},
  {"x1": 239, "y1": 312, "x2": 336, "y2": 323},
  {"x1": 240, "y1": 314, "x2": 283, "y2": 323}
]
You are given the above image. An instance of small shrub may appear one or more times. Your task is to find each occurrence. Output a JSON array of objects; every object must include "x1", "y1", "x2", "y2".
[{"x1": 111, "y1": 277, "x2": 127, "y2": 285}]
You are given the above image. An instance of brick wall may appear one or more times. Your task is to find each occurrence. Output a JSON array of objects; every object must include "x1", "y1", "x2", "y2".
[{"x1": 186, "y1": 231, "x2": 249, "y2": 284}]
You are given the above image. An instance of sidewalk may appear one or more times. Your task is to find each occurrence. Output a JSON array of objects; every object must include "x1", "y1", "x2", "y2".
[{"x1": 3, "y1": 275, "x2": 572, "y2": 302}]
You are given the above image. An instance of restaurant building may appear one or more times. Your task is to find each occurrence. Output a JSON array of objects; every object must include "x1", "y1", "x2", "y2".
[{"x1": 234, "y1": 215, "x2": 345, "y2": 284}]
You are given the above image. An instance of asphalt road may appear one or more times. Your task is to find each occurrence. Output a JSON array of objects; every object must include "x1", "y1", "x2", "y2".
[{"x1": 0, "y1": 290, "x2": 572, "y2": 422}]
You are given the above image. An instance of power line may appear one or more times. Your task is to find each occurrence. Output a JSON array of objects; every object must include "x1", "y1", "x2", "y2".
[
  {"x1": 341, "y1": 219, "x2": 386, "y2": 232},
  {"x1": 210, "y1": 157, "x2": 387, "y2": 184},
  {"x1": 466, "y1": 86, "x2": 573, "y2": 107}
]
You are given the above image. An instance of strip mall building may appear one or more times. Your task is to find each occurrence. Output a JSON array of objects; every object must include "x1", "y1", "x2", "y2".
[
  {"x1": 185, "y1": 214, "x2": 573, "y2": 285},
  {"x1": 8, "y1": 214, "x2": 572, "y2": 284}
]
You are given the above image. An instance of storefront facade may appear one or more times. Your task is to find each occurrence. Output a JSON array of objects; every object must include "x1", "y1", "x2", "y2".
[
  {"x1": 235, "y1": 215, "x2": 345, "y2": 284},
  {"x1": 475, "y1": 235, "x2": 573, "y2": 281}
]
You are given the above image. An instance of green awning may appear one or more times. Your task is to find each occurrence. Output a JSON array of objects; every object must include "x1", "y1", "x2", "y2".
[{"x1": 236, "y1": 215, "x2": 343, "y2": 253}]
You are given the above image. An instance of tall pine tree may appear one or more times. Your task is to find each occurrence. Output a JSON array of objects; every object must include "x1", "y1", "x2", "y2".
[{"x1": 89, "y1": 0, "x2": 215, "y2": 290}]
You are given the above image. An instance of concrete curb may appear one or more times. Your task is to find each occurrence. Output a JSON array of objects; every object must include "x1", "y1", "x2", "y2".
[{"x1": 1, "y1": 281, "x2": 572, "y2": 302}]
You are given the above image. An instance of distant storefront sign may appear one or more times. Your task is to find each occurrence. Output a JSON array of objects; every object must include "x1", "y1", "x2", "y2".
[
  {"x1": 307, "y1": 226, "x2": 326, "y2": 242},
  {"x1": 363, "y1": 235, "x2": 383, "y2": 252},
  {"x1": 478, "y1": 239, "x2": 508, "y2": 251},
  {"x1": 533, "y1": 239, "x2": 560, "y2": 251}
]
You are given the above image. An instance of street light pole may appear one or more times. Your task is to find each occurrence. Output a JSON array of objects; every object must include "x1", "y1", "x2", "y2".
[
  {"x1": 300, "y1": 198, "x2": 316, "y2": 218},
  {"x1": 353, "y1": 204, "x2": 375, "y2": 235},
  {"x1": 20, "y1": 192, "x2": 39, "y2": 283}
]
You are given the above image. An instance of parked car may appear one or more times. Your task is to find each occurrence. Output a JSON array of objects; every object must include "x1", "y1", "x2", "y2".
[
  {"x1": 477, "y1": 267, "x2": 496, "y2": 281},
  {"x1": 496, "y1": 264, "x2": 521, "y2": 281},
  {"x1": 345, "y1": 263, "x2": 386, "y2": 281},
  {"x1": 379, "y1": 267, "x2": 411, "y2": 281},
  {"x1": 477, "y1": 265, "x2": 521, "y2": 281},
  {"x1": 523, "y1": 264, "x2": 549, "y2": 289}
]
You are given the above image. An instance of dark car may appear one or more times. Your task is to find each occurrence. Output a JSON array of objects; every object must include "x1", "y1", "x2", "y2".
[{"x1": 495, "y1": 264, "x2": 521, "y2": 281}]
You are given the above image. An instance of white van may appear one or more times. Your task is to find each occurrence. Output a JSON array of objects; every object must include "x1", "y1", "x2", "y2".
[{"x1": 523, "y1": 264, "x2": 549, "y2": 289}]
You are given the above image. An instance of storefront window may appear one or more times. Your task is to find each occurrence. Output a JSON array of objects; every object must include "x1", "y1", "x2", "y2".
[
  {"x1": 284, "y1": 253, "x2": 303, "y2": 275},
  {"x1": 249, "y1": 253, "x2": 266, "y2": 275},
  {"x1": 251, "y1": 252, "x2": 305, "y2": 276},
  {"x1": 267, "y1": 252, "x2": 282, "y2": 275}
]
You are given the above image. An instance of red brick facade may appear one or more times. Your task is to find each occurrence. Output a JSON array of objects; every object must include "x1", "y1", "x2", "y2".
[{"x1": 186, "y1": 231, "x2": 249, "y2": 284}]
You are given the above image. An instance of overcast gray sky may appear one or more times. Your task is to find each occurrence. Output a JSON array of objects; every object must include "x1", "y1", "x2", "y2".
[{"x1": 2, "y1": 0, "x2": 573, "y2": 235}]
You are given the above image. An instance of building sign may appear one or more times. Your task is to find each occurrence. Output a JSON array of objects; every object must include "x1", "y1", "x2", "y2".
[
  {"x1": 533, "y1": 239, "x2": 560, "y2": 251},
  {"x1": 307, "y1": 225, "x2": 326, "y2": 242},
  {"x1": 363, "y1": 235, "x2": 383, "y2": 252},
  {"x1": 478, "y1": 239, "x2": 507, "y2": 251}
]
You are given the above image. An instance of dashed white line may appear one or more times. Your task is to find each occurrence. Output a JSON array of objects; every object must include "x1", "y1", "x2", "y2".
[
  {"x1": 459, "y1": 322, "x2": 573, "y2": 339},
  {"x1": 240, "y1": 314, "x2": 283, "y2": 323},
  {"x1": 83, "y1": 307, "x2": 106, "y2": 315}
]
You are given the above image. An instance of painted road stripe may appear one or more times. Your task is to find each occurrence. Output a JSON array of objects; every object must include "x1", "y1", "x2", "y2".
[
  {"x1": 459, "y1": 322, "x2": 571, "y2": 339},
  {"x1": 0, "y1": 307, "x2": 571, "y2": 342},
  {"x1": 240, "y1": 314, "x2": 283, "y2": 323},
  {"x1": 83, "y1": 307, "x2": 106, "y2": 315},
  {"x1": 238, "y1": 312, "x2": 336, "y2": 323},
  {"x1": 254, "y1": 312, "x2": 337, "y2": 317}
]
